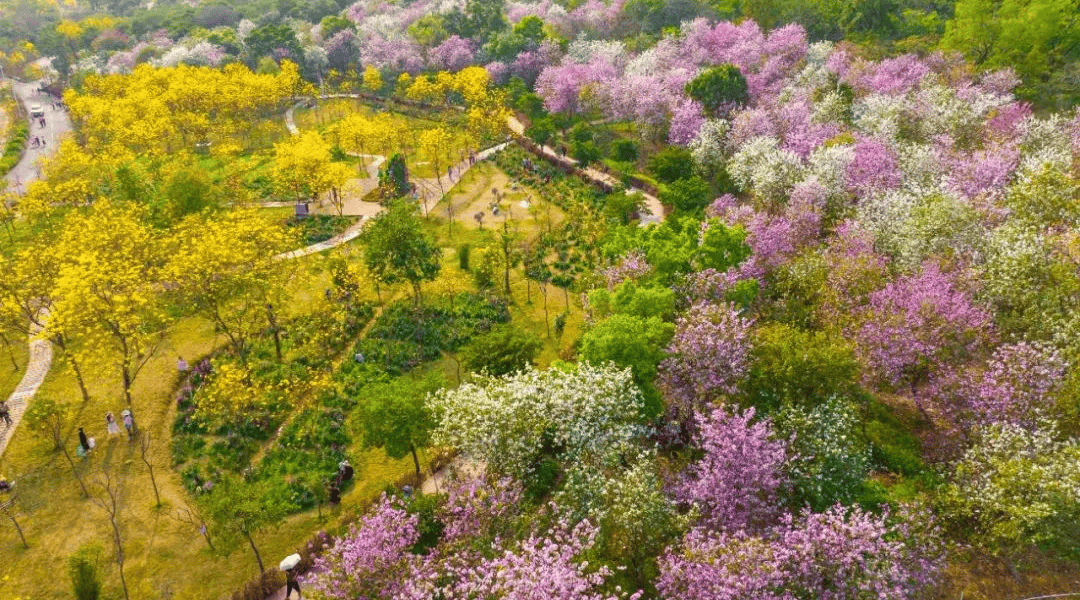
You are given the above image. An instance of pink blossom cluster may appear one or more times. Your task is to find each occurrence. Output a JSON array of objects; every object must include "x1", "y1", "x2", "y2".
[
  {"x1": 658, "y1": 505, "x2": 943, "y2": 600},
  {"x1": 429, "y1": 35, "x2": 475, "y2": 73},
  {"x1": 853, "y1": 262, "x2": 993, "y2": 388},
  {"x1": 658, "y1": 302, "x2": 753, "y2": 410},
  {"x1": 670, "y1": 407, "x2": 788, "y2": 531}
]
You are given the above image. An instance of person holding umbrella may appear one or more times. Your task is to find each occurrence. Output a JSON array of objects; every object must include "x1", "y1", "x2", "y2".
[{"x1": 280, "y1": 554, "x2": 302, "y2": 599}]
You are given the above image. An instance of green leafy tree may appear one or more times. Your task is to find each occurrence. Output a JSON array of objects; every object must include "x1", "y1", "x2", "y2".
[
  {"x1": 589, "y1": 282, "x2": 676, "y2": 322},
  {"x1": 244, "y1": 24, "x2": 302, "y2": 63},
  {"x1": 647, "y1": 147, "x2": 695, "y2": 183},
  {"x1": 460, "y1": 323, "x2": 543, "y2": 376},
  {"x1": 525, "y1": 117, "x2": 556, "y2": 147},
  {"x1": 202, "y1": 477, "x2": 288, "y2": 574},
  {"x1": 661, "y1": 176, "x2": 713, "y2": 214},
  {"x1": 580, "y1": 314, "x2": 674, "y2": 417},
  {"x1": 684, "y1": 64, "x2": 750, "y2": 116},
  {"x1": 941, "y1": 0, "x2": 1080, "y2": 102},
  {"x1": 378, "y1": 153, "x2": 411, "y2": 199},
  {"x1": 355, "y1": 373, "x2": 443, "y2": 477},
  {"x1": 359, "y1": 200, "x2": 442, "y2": 304},
  {"x1": 740, "y1": 323, "x2": 862, "y2": 413}
]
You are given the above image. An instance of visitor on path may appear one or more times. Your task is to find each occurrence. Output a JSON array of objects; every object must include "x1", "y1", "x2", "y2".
[
  {"x1": 336, "y1": 459, "x2": 354, "y2": 487},
  {"x1": 77, "y1": 427, "x2": 92, "y2": 456},
  {"x1": 0, "y1": 402, "x2": 11, "y2": 427},
  {"x1": 285, "y1": 566, "x2": 301, "y2": 599},
  {"x1": 105, "y1": 412, "x2": 121, "y2": 437},
  {"x1": 121, "y1": 409, "x2": 135, "y2": 440},
  {"x1": 177, "y1": 356, "x2": 188, "y2": 373}
]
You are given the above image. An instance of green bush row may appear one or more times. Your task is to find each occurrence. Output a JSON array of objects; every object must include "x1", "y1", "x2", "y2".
[{"x1": 0, "y1": 121, "x2": 28, "y2": 176}]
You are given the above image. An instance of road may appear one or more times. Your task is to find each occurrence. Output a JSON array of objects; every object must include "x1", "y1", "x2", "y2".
[
  {"x1": 5, "y1": 79, "x2": 71, "y2": 194},
  {"x1": 0, "y1": 78, "x2": 68, "y2": 458}
]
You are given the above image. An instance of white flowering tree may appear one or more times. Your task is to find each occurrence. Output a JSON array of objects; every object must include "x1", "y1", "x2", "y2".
[
  {"x1": 427, "y1": 364, "x2": 645, "y2": 479},
  {"x1": 938, "y1": 421, "x2": 1080, "y2": 566}
]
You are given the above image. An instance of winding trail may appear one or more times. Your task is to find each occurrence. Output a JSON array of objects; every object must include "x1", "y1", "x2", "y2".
[
  {"x1": 286, "y1": 97, "x2": 665, "y2": 225},
  {"x1": 505, "y1": 114, "x2": 664, "y2": 225},
  {"x1": 0, "y1": 80, "x2": 69, "y2": 457}
]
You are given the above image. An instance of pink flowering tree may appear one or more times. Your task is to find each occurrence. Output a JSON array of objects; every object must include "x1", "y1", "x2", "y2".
[
  {"x1": 442, "y1": 515, "x2": 643, "y2": 600},
  {"x1": 658, "y1": 505, "x2": 944, "y2": 600},
  {"x1": 927, "y1": 342, "x2": 1067, "y2": 439},
  {"x1": 659, "y1": 302, "x2": 753, "y2": 416},
  {"x1": 671, "y1": 407, "x2": 788, "y2": 532},
  {"x1": 429, "y1": 35, "x2": 475, "y2": 72},
  {"x1": 852, "y1": 262, "x2": 993, "y2": 391},
  {"x1": 305, "y1": 494, "x2": 427, "y2": 599}
]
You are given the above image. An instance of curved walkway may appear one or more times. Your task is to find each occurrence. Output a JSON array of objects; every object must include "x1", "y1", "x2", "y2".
[
  {"x1": 0, "y1": 79, "x2": 69, "y2": 457},
  {"x1": 505, "y1": 115, "x2": 664, "y2": 225},
  {"x1": 284, "y1": 96, "x2": 508, "y2": 218}
]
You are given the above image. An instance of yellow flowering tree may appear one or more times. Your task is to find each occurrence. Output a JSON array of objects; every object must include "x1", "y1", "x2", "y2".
[
  {"x1": 166, "y1": 209, "x2": 298, "y2": 359},
  {"x1": 362, "y1": 65, "x2": 383, "y2": 94},
  {"x1": 273, "y1": 130, "x2": 351, "y2": 207},
  {"x1": 48, "y1": 201, "x2": 168, "y2": 405}
]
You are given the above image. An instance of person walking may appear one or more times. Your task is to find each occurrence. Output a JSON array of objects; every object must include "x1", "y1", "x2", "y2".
[
  {"x1": 105, "y1": 412, "x2": 121, "y2": 437},
  {"x1": 77, "y1": 427, "x2": 91, "y2": 456},
  {"x1": 285, "y1": 566, "x2": 301, "y2": 599},
  {"x1": 121, "y1": 409, "x2": 136, "y2": 440},
  {"x1": 0, "y1": 402, "x2": 11, "y2": 427}
]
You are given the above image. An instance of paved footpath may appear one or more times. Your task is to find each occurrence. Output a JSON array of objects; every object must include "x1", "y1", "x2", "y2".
[{"x1": 0, "y1": 79, "x2": 69, "y2": 458}]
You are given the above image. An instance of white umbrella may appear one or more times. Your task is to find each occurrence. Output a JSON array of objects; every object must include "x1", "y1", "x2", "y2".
[{"x1": 279, "y1": 554, "x2": 301, "y2": 571}]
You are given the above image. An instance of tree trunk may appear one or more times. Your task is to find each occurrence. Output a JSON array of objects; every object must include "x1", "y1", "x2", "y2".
[
  {"x1": 55, "y1": 336, "x2": 90, "y2": 403},
  {"x1": 541, "y1": 285, "x2": 551, "y2": 338},
  {"x1": 410, "y1": 443, "x2": 422, "y2": 478},
  {"x1": 60, "y1": 443, "x2": 89, "y2": 498},
  {"x1": 121, "y1": 360, "x2": 133, "y2": 405},
  {"x1": 4, "y1": 508, "x2": 28, "y2": 549},
  {"x1": 201, "y1": 524, "x2": 214, "y2": 550},
  {"x1": 244, "y1": 530, "x2": 265, "y2": 572},
  {"x1": 265, "y1": 304, "x2": 282, "y2": 362}
]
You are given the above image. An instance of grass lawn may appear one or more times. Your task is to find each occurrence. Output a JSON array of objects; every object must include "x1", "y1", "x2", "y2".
[
  {"x1": 428, "y1": 161, "x2": 566, "y2": 237},
  {"x1": 0, "y1": 247, "x2": 415, "y2": 600}
]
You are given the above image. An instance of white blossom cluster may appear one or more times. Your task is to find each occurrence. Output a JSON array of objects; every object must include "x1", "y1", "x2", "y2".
[
  {"x1": 566, "y1": 36, "x2": 626, "y2": 66},
  {"x1": 689, "y1": 119, "x2": 731, "y2": 179},
  {"x1": 853, "y1": 93, "x2": 905, "y2": 141},
  {"x1": 729, "y1": 136, "x2": 804, "y2": 204},
  {"x1": 428, "y1": 364, "x2": 645, "y2": 478}
]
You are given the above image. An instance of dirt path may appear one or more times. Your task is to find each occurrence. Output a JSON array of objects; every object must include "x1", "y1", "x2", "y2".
[{"x1": 505, "y1": 115, "x2": 664, "y2": 226}]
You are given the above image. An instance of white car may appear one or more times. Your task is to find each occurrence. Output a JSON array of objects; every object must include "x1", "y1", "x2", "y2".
[{"x1": 29, "y1": 104, "x2": 44, "y2": 118}]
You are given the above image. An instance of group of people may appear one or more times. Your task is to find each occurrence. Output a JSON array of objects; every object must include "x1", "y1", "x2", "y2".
[
  {"x1": 30, "y1": 136, "x2": 45, "y2": 149},
  {"x1": 76, "y1": 409, "x2": 137, "y2": 457}
]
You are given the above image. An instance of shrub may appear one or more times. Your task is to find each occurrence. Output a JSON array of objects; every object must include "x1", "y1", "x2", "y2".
[
  {"x1": 69, "y1": 543, "x2": 103, "y2": 600},
  {"x1": 0, "y1": 122, "x2": 28, "y2": 176},
  {"x1": 647, "y1": 147, "x2": 694, "y2": 183},
  {"x1": 457, "y1": 243, "x2": 470, "y2": 271},
  {"x1": 612, "y1": 138, "x2": 639, "y2": 162},
  {"x1": 460, "y1": 323, "x2": 543, "y2": 376}
]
